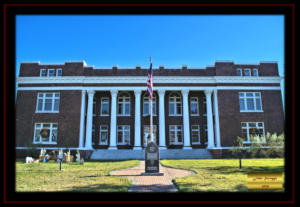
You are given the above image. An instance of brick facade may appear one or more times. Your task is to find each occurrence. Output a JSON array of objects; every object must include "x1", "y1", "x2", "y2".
[{"x1": 16, "y1": 61, "x2": 284, "y2": 159}]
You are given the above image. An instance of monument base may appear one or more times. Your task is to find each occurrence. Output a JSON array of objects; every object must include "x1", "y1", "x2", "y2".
[{"x1": 141, "y1": 172, "x2": 164, "y2": 176}]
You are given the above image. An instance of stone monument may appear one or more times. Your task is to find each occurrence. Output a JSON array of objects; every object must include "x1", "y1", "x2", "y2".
[{"x1": 142, "y1": 141, "x2": 163, "y2": 176}]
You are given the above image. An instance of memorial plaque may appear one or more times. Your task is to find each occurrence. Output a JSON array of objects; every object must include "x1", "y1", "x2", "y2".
[{"x1": 145, "y1": 141, "x2": 159, "y2": 173}]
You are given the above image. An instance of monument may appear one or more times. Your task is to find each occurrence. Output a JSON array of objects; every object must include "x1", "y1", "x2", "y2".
[{"x1": 142, "y1": 56, "x2": 163, "y2": 176}]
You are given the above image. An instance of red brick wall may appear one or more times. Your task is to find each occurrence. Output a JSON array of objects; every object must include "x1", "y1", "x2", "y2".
[
  {"x1": 16, "y1": 90, "x2": 82, "y2": 148},
  {"x1": 217, "y1": 90, "x2": 284, "y2": 146}
]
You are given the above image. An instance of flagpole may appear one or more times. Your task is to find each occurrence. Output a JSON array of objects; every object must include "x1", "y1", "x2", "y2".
[{"x1": 150, "y1": 56, "x2": 154, "y2": 143}]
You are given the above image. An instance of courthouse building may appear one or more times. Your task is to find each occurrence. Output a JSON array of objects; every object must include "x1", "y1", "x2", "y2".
[{"x1": 15, "y1": 61, "x2": 284, "y2": 159}]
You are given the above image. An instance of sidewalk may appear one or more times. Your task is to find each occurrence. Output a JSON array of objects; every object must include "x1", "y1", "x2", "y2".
[{"x1": 110, "y1": 161, "x2": 194, "y2": 192}]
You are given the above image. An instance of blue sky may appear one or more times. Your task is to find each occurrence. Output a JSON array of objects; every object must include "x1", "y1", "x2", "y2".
[{"x1": 16, "y1": 15, "x2": 284, "y2": 106}]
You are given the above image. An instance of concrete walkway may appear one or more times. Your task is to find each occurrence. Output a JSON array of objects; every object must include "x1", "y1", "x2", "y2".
[{"x1": 110, "y1": 161, "x2": 194, "y2": 192}]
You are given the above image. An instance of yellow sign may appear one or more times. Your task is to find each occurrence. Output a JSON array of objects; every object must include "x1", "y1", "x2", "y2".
[{"x1": 247, "y1": 173, "x2": 283, "y2": 190}]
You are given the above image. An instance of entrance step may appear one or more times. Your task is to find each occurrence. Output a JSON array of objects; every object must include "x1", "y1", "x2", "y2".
[{"x1": 90, "y1": 149, "x2": 212, "y2": 160}]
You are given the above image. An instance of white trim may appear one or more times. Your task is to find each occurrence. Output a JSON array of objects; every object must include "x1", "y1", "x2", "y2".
[
  {"x1": 241, "y1": 122, "x2": 266, "y2": 143},
  {"x1": 17, "y1": 76, "x2": 283, "y2": 84},
  {"x1": 117, "y1": 92, "x2": 131, "y2": 116},
  {"x1": 99, "y1": 125, "x2": 109, "y2": 145},
  {"x1": 169, "y1": 92, "x2": 182, "y2": 116},
  {"x1": 33, "y1": 123, "x2": 58, "y2": 144},
  {"x1": 56, "y1": 69, "x2": 62, "y2": 77},
  {"x1": 17, "y1": 86, "x2": 282, "y2": 91},
  {"x1": 169, "y1": 125, "x2": 183, "y2": 145},
  {"x1": 35, "y1": 92, "x2": 60, "y2": 113},
  {"x1": 117, "y1": 125, "x2": 131, "y2": 145},
  {"x1": 190, "y1": 96, "x2": 199, "y2": 116},
  {"x1": 47, "y1": 69, "x2": 55, "y2": 77},
  {"x1": 191, "y1": 125, "x2": 201, "y2": 145},
  {"x1": 244, "y1": 69, "x2": 251, "y2": 77},
  {"x1": 239, "y1": 92, "x2": 263, "y2": 112},
  {"x1": 100, "y1": 97, "x2": 110, "y2": 116}
]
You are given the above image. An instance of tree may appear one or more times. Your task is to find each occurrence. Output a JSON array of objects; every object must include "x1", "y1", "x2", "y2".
[{"x1": 229, "y1": 137, "x2": 248, "y2": 169}]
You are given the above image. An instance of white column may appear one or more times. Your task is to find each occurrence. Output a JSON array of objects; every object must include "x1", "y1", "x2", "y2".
[
  {"x1": 85, "y1": 90, "x2": 95, "y2": 149},
  {"x1": 79, "y1": 90, "x2": 86, "y2": 148},
  {"x1": 182, "y1": 89, "x2": 192, "y2": 149},
  {"x1": 213, "y1": 89, "x2": 221, "y2": 148},
  {"x1": 158, "y1": 89, "x2": 166, "y2": 149},
  {"x1": 109, "y1": 89, "x2": 118, "y2": 150},
  {"x1": 205, "y1": 89, "x2": 215, "y2": 149},
  {"x1": 134, "y1": 90, "x2": 142, "y2": 150}
]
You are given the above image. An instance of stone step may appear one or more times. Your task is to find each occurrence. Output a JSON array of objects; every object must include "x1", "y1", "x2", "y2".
[{"x1": 91, "y1": 149, "x2": 212, "y2": 160}]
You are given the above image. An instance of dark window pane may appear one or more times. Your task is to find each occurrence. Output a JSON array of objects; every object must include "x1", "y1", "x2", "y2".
[{"x1": 246, "y1": 99, "x2": 255, "y2": 110}]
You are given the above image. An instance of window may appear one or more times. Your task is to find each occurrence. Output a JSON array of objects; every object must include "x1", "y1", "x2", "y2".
[
  {"x1": 253, "y1": 69, "x2": 259, "y2": 77},
  {"x1": 244, "y1": 68, "x2": 251, "y2": 76},
  {"x1": 56, "y1": 69, "x2": 62, "y2": 77},
  {"x1": 92, "y1": 124, "x2": 95, "y2": 145},
  {"x1": 241, "y1": 122, "x2": 265, "y2": 143},
  {"x1": 40, "y1": 69, "x2": 47, "y2": 77},
  {"x1": 191, "y1": 125, "x2": 200, "y2": 144},
  {"x1": 237, "y1": 69, "x2": 243, "y2": 76},
  {"x1": 239, "y1": 92, "x2": 263, "y2": 112},
  {"x1": 48, "y1": 69, "x2": 55, "y2": 77},
  {"x1": 203, "y1": 96, "x2": 207, "y2": 116},
  {"x1": 169, "y1": 92, "x2": 182, "y2": 116},
  {"x1": 118, "y1": 93, "x2": 130, "y2": 116},
  {"x1": 169, "y1": 125, "x2": 183, "y2": 145},
  {"x1": 203, "y1": 124, "x2": 208, "y2": 145},
  {"x1": 143, "y1": 95, "x2": 156, "y2": 116},
  {"x1": 36, "y1": 92, "x2": 60, "y2": 113},
  {"x1": 93, "y1": 100, "x2": 96, "y2": 116},
  {"x1": 143, "y1": 125, "x2": 157, "y2": 147},
  {"x1": 100, "y1": 97, "x2": 109, "y2": 116},
  {"x1": 99, "y1": 125, "x2": 108, "y2": 145},
  {"x1": 190, "y1": 97, "x2": 199, "y2": 116},
  {"x1": 33, "y1": 123, "x2": 58, "y2": 144},
  {"x1": 117, "y1": 125, "x2": 130, "y2": 145}
]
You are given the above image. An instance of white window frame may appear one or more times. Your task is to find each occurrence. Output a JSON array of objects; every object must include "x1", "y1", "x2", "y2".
[
  {"x1": 253, "y1": 68, "x2": 259, "y2": 77},
  {"x1": 33, "y1": 123, "x2": 58, "y2": 144},
  {"x1": 56, "y1": 68, "x2": 62, "y2": 77},
  {"x1": 237, "y1": 68, "x2": 243, "y2": 76},
  {"x1": 169, "y1": 125, "x2": 183, "y2": 145},
  {"x1": 36, "y1": 92, "x2": 60, "y2": 113},
  {"x1": 244, "y1": 68, "x2": 251, "y2": 77},
  {"x1": 100, "y1": 97, "x2": 109, "y2": 116},
  {"x1": 118, "y1": 93, "x2": 131, "y2": 116},
  {"x1": 92, "y1": 124, "x2": 95, "y2": 145},
  {"x1": 143, "y1": 95, "x2": 157, "y2": 116},
  {"x1": 99, "y1": 125, "x2": 108, "y2": 145},
  {"x1": 93, "y1": 100, "x2": 96, "y2": 116},
  {"x1": 191, "y1": 125, "x2": 201, "y2": 144},
  {"x1": 239, "y1": 92, "x2": 263, "y2": 112},
  {"x1": 204, "y1": 124, "x2": 208, "y2": 145},
  {"x1": 241, "y1": 122, "x2": 266, "y2": 143},
  {"x1": 169, "y1": 92, "x2": 182, "y2": 116},
  {"x1": 190, "y1": 97, "x2": 199, "y2": 116},
  {"x1": 40, "y1": 69, "x2": 47, "y2": 77},
  {"x1": 117, "y1": 125, "x2": 131, "y2": 145},
  {"x1": 47, "y1": 69, "x2": 55, "y2": 77},
  {"x1": 203, "y1": 96, "x2": 207, "y2": 116}
]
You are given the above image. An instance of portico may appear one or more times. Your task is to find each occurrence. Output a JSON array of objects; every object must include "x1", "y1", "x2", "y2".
[{"x1": 82, "y1": 87, "x2": 221, "y2": 151}]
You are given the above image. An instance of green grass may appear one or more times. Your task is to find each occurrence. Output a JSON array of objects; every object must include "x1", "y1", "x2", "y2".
[
  {"x1": 160, "y1": 158, "x2": 284, "y2": 192},
  {"x1": 16, "y1": 160, "x2": 139, "y2": 192}
]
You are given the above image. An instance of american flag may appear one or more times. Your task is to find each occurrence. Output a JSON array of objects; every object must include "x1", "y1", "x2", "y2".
[{"x1": 147, "y1": 57, "x2": 153, "y2": 100}]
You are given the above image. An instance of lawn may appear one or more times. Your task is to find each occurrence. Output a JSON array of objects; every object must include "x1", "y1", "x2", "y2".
[
  {"x1": 160, "y1": 158, "x2": 284, "y2": 192},
  {"x1": 16, "y1": 160, "x2": 139, "y2": 192}
]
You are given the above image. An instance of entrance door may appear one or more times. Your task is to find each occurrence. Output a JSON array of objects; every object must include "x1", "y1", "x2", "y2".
[{"x1": 143, "y1": 125, "x2": 157, "y2": 147}]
